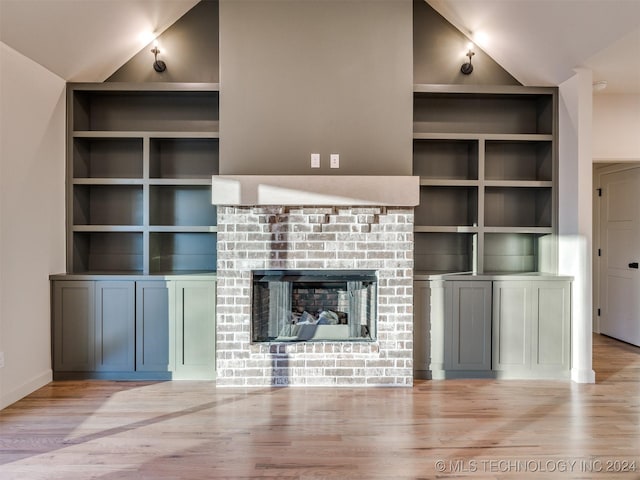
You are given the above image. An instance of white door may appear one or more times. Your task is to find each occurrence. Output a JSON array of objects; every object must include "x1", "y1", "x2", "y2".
[{"x1": 600, "y1": 168, "x2": 640, "y2": 347}]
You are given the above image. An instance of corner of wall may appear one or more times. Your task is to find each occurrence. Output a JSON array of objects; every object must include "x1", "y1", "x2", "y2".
[
  {"x1": 1, "y1": 370, "x2": 52, "y2": 410},
  {"x1": 1, "y1": 43, "x2": 66, "y2": 409}
]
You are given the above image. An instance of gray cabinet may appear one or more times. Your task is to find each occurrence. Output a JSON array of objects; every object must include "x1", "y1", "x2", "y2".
[
  {"x1": 419, "y1": 279, "x2": 491, "y2": 379},
  {"x1": 53, "y1": 281, "x2": 95, "y2": 372},
  {"x1": 52, "y1": 277, "x2": 216, "y2": 380},
  {"x1": 413, "y1": 281, "x2": 431, "y2": 379},
  {"x1": 95, "y1": 281, "x2": 135, "y2": 372},
  {"x1": 59, "y1": 84, "x2": 219, "y2": 380},
  {"x1": 447, "y1": 281, "x2": 491, "y2": 372},
  {"x1": 135, "y1": 281, "x2": 171, "y2": 373},
  {"x1": 174, "y1": 280, "x2": 217, "y2": 380},
  {"x1": 492, "y1": 280, "x2": 571, "y2": 378},
  {"x1": 415, "y1": 276, "x2": 571, "y2": 380}
]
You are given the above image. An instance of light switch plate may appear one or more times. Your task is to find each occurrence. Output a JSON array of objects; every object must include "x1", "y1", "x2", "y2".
[
  {"x1": 311, "y1": 153, "x2": 320, "y2": 168},
  {"x1": 330, "y1": 153, "x2": 339, "y2": 168}
]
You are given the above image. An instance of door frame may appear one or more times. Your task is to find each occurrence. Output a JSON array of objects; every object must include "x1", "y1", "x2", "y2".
[{"x1": 593, "y1": 161, "x2": 640, "y2": 335}]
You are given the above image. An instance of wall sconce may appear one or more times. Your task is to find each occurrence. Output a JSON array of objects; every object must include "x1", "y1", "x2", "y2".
[
  {"x1": 151, "y1": 41, "x2": 166, "y2": 72},
  {"x1": 461, "y1": 42, "x2": 475, "y2": 75}
]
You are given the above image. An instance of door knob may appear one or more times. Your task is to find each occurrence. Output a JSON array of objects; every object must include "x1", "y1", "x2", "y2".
[{"x1": 629, "y1": 262, "x2": 639, "y2": 269}]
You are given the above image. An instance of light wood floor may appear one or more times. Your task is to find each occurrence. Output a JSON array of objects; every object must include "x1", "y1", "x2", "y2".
[{"x1": 1, "y1": 334, "x2": 639, "y2": 479}]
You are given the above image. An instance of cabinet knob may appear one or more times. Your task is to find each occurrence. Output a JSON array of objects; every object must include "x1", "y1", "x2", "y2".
[{"x1": 629, "y1": 262, "x2": 639, "y2": 269}]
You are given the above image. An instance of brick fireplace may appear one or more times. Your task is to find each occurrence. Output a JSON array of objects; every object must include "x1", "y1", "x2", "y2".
[{"x1": 212, "y1": 176, "x2": 419, "y2": 386}]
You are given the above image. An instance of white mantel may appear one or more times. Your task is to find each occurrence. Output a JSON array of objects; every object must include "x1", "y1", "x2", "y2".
[{"x1": 211, "y1": 175, "x2": 420, "y2": 206}]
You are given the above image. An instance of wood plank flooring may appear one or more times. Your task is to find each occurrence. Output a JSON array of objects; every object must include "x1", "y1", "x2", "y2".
[{"x1": 1, "y1": 334, "x2": 639, "y2": 479}]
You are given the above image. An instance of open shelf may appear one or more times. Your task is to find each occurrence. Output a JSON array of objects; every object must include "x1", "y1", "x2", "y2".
[
  {"x1": 411, "y1": 86, "x2": 557, "y2": 275},
  {"x1": 73, "y1": 90, "x2": 219, "y2": 132},
  {"x1": 149, "y1": 186, "x2": 217, "y2": 226},
  {"x1": 149, "y1": 138, "x2": 219, "y2": 179},
  {"x1": 413, "y1": 139, "x2": 478, "y2": 180},
  {"x1": 73, "y1": 232, "x2": 143, "y2": 273},
  {"x1": 73, "y1": 185, "x2": 143, "y2": 226},
  {"x1": 149, "y1": 232, "x2": 217, "y2": 273},
  {"x1": 415, "y1": 186, "x2": 478, "y2": 227},
  {"x1": 414, "y1": 232, "x2": 475, "y2": 273},
  {"x1": 73, "y1": 137, "x2": 143, "y2": 179},
  {"x1": 67, "y1": 84, "x2": 220, "y2": 275},
  {"x1": 485, "y1": 140, "x2": 552, "y2": 181},
  {"x1": 413, "y1": 92, "x2": 553, "y2": 135},
  {"x1": 484, "y1": 187, "x2": 552, "y2": 228},
  {"x1": 483, "y1": 233, "x2": 552, "y2": 273}
]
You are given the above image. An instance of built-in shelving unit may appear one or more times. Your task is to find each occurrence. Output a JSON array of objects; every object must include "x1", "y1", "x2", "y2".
[
  {"x1": 66, "y1": 83, "x2": 220, "y2": 275},
  {"x1": 413, "y1": 85, "x2": 557, "y2": 274}
]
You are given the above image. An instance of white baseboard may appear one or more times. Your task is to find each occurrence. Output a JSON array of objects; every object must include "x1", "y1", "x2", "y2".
[
  {"x1": 571, "y1": 367, "x2": 596, "y2": 384},
  {"x1": 1, "y1": 369, "x2": 52, "y2": 410}
]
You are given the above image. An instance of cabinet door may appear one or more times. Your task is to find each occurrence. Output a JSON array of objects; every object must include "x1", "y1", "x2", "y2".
[
  {"x1": 136, "y1": 281, "x2": 171, "y2": 372},
  {"x1": 174, "y1": 280, "x2": 216, "y2": 380},
  {"x1": 413, "y1": 281, "x2": 431, "y2": 378},
  {"x1": 53, "y1": 281, "x2": 95, "y2": 372},
  {"x1": 492, "y1": 281, "x2": 530, "y2": 372},
  {"x1": 531, "y1": 281, "x2": 571, "y2": 373},
  {"x1": 493, "y1": 280, "x2": 570, "y2": 378},
  {"x1": 95, "y1": 281, "x2": 135, "y2": 372},
  {"x1": 449, "y1": 281, "x2": 492, "y2": 371}
]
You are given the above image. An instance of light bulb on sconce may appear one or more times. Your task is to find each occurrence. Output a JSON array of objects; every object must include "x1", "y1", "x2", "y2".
[
  {"x1": 151, "y1": 40, "x2": 166, "y2": 73},
  {"x1": 461, "y1": 42, "x2": 475, "y2": 75}
]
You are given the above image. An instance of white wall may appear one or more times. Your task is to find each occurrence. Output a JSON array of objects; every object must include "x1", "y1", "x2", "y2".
[
  {"x1": 593, "y1": 94, "x2": 640, "y2": 161},
  {"x1": 0, "y1": 42, "x2": 66, "y2": 409}
]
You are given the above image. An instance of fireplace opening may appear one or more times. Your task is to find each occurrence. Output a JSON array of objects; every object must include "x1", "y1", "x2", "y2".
[{"x1": 251, "y1": 270, "x2": 377, "y2": 342}]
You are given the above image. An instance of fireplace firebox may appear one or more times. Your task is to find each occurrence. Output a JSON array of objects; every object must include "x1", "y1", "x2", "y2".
[{"x1": 252, "y1": 270, "x2": 377, "y2": 342}]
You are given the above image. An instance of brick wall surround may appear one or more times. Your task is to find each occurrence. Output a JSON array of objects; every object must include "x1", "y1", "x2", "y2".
[{"x1": 216, "y1": 205, "x2": 414, "y2": 386}]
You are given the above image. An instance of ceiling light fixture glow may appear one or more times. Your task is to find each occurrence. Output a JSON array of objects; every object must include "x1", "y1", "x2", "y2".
[
  {"x1": 139, "y1": 31, "x2": 157, "y2": 46},
  {"x1": 472, "y1": 31, "x2": 489, "y2": 48}
]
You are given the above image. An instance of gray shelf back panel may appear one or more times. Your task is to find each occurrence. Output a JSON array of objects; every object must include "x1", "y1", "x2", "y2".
[
  {"x1": 413, "y1": 139, "x2": 479, "y2": 180},
  {"x1": 149, "y1": 232, "x2": 217, "y2": 273},
  {"x1": 150, "y1": 138, "x2": 219, "y2": 179},
  {"x1": 73, "y1": 232, "x2": 143, "y2": 273},
  {"x1": 73, "y1": 91, "x2": 219, "y2": 132},
  {"x1": 73, "y1": 138, "x2": 143, "y2": 178},
  {"x1": 484, "y1": 233, "x2": 545, "y2": 273},
  {"x1": 73, "y1": 185, "x2": 143, "y2": 226},
  {"x1": 413, "y1": 93, "x2": 553, "y2": 135},
  {"x1": 149, "y1": 186, "x2": 217, "y2": 226},
  {"x1": 485, "y1": 140, "x2": 552, "y2": 181},
  {"x1": 484, "y1": 187, "x2": 552, "y2": 228},
  {"x1": 414, "y1": 232, "x2": 474, "y2": 272},
  {"x1": 415, "y1": 186, "x2": 478, "y2": 226}
]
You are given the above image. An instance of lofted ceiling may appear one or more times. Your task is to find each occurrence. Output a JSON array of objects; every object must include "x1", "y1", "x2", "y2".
[
  {"x1": 0, "y1": 0, "x2": 639, "y2": 94},
  {"x1": 427, "y1": 0, "x2": 640, "y2": 94},
  {"x1": 0, "y1": 0, "x2": 199, "y2": 82}
]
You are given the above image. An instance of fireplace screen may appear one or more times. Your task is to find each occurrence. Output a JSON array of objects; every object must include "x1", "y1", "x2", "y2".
[{"x1": 252, "y1": 270, "x2": 377, "y2": 342}]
